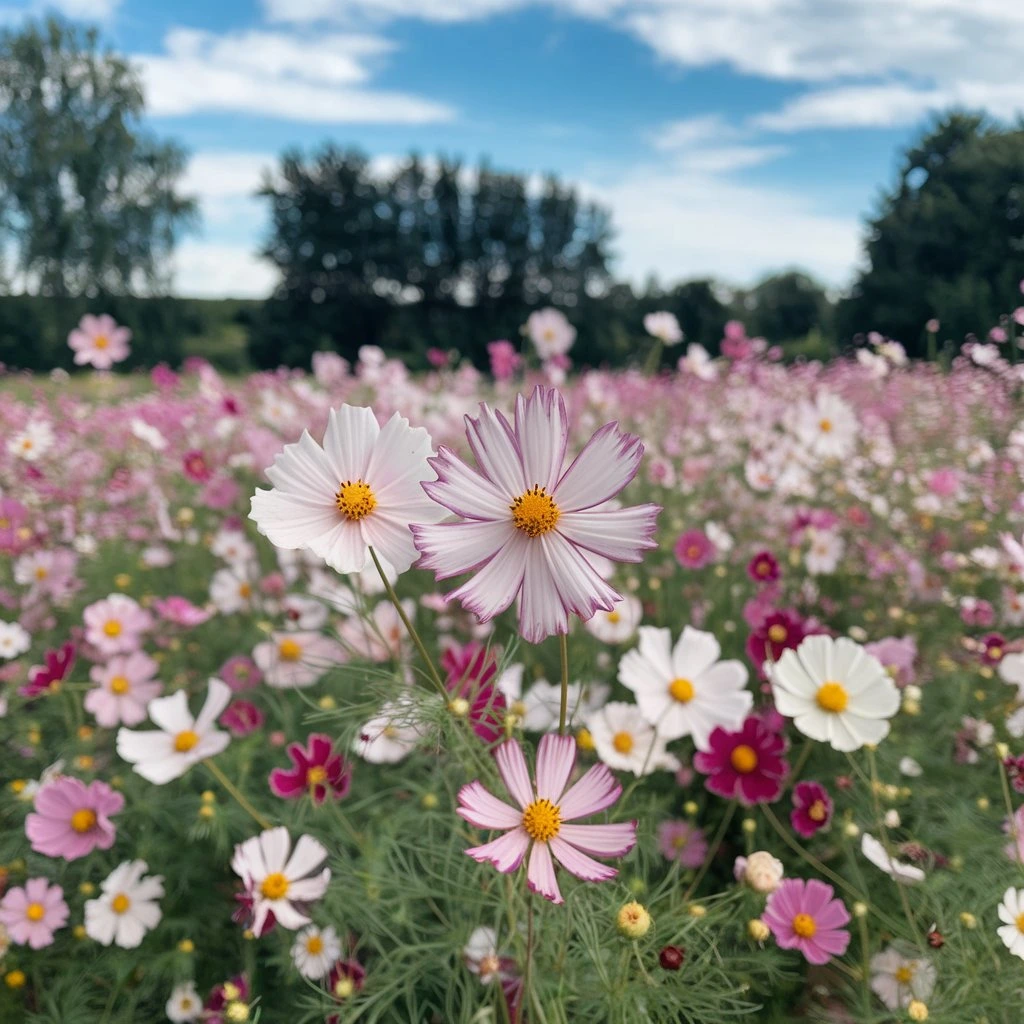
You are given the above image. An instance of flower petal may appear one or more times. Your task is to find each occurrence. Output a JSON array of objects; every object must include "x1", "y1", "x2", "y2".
[
  {"x1": 466, "y1": 828, "x2": 530, "y2": 873},
  {"x1": 553, "y1": 421, "x2": 644, "y2": 511},
  {"x1": 556, "y1": 506, "x2": 660, "y2": 562},
  {"x1": 534, "y1": 734, "x2": 577, "y2": 803},
  {"x1": 549, "y1": 837, "x2": 618, "y2": 882},
  {"x1": 494, "y1": 740, "x2": 534, "y2": 809},
  {"x1": 526, "y1": 840, "x2": 563, "y2": 904},
  {"x1": 557, "y1": 822, "x2": 637, "y2": 858},
  {"x1": 457, "y1": 781, "x2": 524, "y2": 830},
  {"x1": 557, "y1": 763, "x2": 622, "y2": 821}
]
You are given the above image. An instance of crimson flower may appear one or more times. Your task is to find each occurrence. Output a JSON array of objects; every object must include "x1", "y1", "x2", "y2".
[{"x1": 269, "y1": 733, "x2": 352, "y2": 804}]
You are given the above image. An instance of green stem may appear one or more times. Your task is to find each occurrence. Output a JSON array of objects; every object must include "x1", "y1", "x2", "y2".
[
  {"x1": 517, "y1": 894, "x2": 535, "y2": 1024},
  {"x1": 558, "y1": 633, "x2": 570, "y2": 736},
  {"x1": 205, "y1": 759, "x2": 272, "y2": 830},
  {"x1": 682, "y1": 801, "x2": 736, "y2": 903},
  {"x1": 997, "y1": 748, "x2": 1024, "y2": 875},
  {"x1": 368, "y1": 545, "x2": 448, "y2": 701}
]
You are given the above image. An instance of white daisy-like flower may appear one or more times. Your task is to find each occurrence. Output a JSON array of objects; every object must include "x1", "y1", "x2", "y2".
[
  {"x1": 355, "y1": 699, "x2": 424, "y2": 763},
  {"x1": 678, "y1": 343, "x2": 717, "y2": 380},
  {"x1": 498, "y1": 675, "x2": 609, "y2": 733},
  {"x1": 7, "y1": 419, "x2": 55, "y2": 462},
  {"x1": 291, "y1": 923, "x2": 342, "y2": 979},
  {"x1": 463, "y1": 926, "x2": 508, "y2": 984},
  {"x1": 209, "y1": 566, "x2": 257, "y2": 615},
  {"x1": 129, "y1": 418, "x2": 167, "y2": 451},
  {"x1": 249, "y1": 405, "x2": 444, "y2": 575},
  {"x1": 1000, "y1": 653, "x2": 1024, "y2": 699},
  {"x1": 584, "y1": 595, "x2": 643, "y2": 644},
  {"x1": 84, "y1": 860, "x2": 164, "y2": 948},
  {"x1": 0, "y1": 621, "x2": 31, "y2": 660},
  {"x1": 998, "y1": 887, "x2": 1024, "y2": 959},
  {"x1": 860, "y1": 834, "x2": 925, "y2": 885},
  {"x1": 116, "y1": 679, "x2": 231, "y2": 784},
  {"x1": 804, "y1": 528, "x2": 845, "y2": 575},
  {"x1": 210, "y1": 528, "x2": 256, "y2": 566},
  {"x1": 585, "y1": 701, "x2": 680, "y2": 777},
  {"x1": 618, "y1": 626, "x2": 751, "y2": 748},
  {"x1": 794, "y1": 391, "x2": 858, "y2": 460},
  {"x1": 770, "y1": 635, "x2": 899, "y2": 752},
  {"x1": 166, "y1": 980, "x2": 202, "y2": 1022},
  {"x1": 643, "y1": 311, "x2": 683, "y2": 345},
  {"x1": 231, "y1": 827, "x2": 331, "y2": 933},
  {"x1": 870, "y1": 944, "x2": 936, "y2": 1010}
]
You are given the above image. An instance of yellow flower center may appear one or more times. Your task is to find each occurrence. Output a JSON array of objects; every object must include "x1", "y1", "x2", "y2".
[
  {"x1": 479, "y1": 954, "x2": 501, "y2": 976},
  {"x1": 576, "y1": 727, "x2": 595, "y2": 751},
  {"x1": 25, "y1": 902, "x2": 45, "y2": 922},
  {"x1": 792, "y1": 913, "x2": 816, "y2": 938},
  {"x1": 111, "y1": 893, "x2": 131, "y2": 914},
  {"x1": 103, "y1": 619, "x2": 122, "y2": 637},
  {"x1": 335, "y1": 479, "x2": 377, "y2": 521},
  {"x1": 612, "y1": 731, "x2": 634, "y2": 754},
  {"x1": 334, "y1": 978, "x2": 354, "y2": 999},
  {"x1": 816, "y1": 681, "x2": 849, "y2": 713},
  {"x1": 990, "y1": 646, "x2": 1004, "y2": 660},
  {"x1": 1016, "y1": 912, "x2": 1024, "y2": 935},
  {"x1": 174, "y1": 729, "x2": 199, "y2": 752},
  {"x1": 606, "y1": 610, "x2": 621, "y2": 624},
  {"x1": 306, "y1": 935, "x2": 324, "y2": 954},
  {"x1": 278, "y1": 638, "x2": 302, "y2": 662},
  {"x1": 668, "y1": 677, "x2": 695, "y2": 703},
  {"x1": 70, "y1": 808, "x2": 97, "y2": 833},
  {"x1": 767, "y1": 624, "x2": 788, "y2": 643},
  {"x1": 34, "y1": 565, "x2": 47, "y2": 579},
  {"x1": 307, "y1": 766, "x2": 328, "y2": 786},
  {"x1": 260, "y1": 872, "x2": 290, "y2": 900},
  {"x1": 0, "y1": 518, "x2": 9, "y2": 529},
  {"x1": 109, "y1": 675, "x2": 130, "y2": 695},
  {"x1": 818, "y1": 417, "x2": 833, "y2": 433},
  {"x1": 895, "y1": 964, "x2": 915, "y2": 984},
  {"x1": 808, "y1": 800, "x2": 827, "y2": 822},
  {"x1": 510, "y1": 486, "x2": 561, "y2": 537},
  {"x1": 730, "y1": 744, "x2": 759, "y2": 774},
  {"x1": 238, "y1": 582, "x2": 252, "y2": 598},
  {"x1": 521, "y1": 798, "x2": 561, "y2": 842},
  {"x1": 672, "y1": 834, "x2": 689, "y2": 849},
  {"x1": 94, "y1": 335, "x2": 109, "y2": 350}
]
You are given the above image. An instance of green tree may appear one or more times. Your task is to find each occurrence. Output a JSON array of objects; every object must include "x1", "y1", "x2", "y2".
[
  {"x1": 737, "y1": 270, "x2": 834, "y2": 348},
  {"x1": 838, "y1": 112, "x2": 1024, "y2": 354},
  {"x1": 0, "y1": 17, "x2": 196, "y2": 297}
]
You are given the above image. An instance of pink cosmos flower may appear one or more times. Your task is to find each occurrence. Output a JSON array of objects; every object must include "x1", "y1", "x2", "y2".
[
  {"x1": 26, "y1": 777, "x2": 124, "y2": 861},
  {"x1": 790, "y1": 781, "x2": 833, "y2": 838},
  {"x1": 674, "y1": 529, "x2": 716, "y2": 569},
  {"x1": 20, "y1": 641, "x2": 75, "y2": 698},
  {"x1": 68, "y1": 313, "x2": 131, "y2": 369},
  {"x1": 864, "y1": 636, "x2": 917, "y2": 687},
  {"x1": 763, "y1": 878, "x2": 850, "y2": 965},
  {"x1": 693, "y1": 716, "x2": 788, "y2": 805},
  {"x1": 85, "y1": 651, "x2": 162, "y2": 727},
  {"x1": 183, "y1": 450, "x2": 213, "y2": 482},
  {"x1": 656, "y1": 820, "x2": 708, "y2": 868},
  {"x1": 0, "y1": 497, "x2": 31, "y2": 554},
  {"x1": 269, "y1": 733, "x2": 352, "y2": 804},
  {"x1": 412, "y1": 386, "x2": 660, "y2": 644},
  {"x1": 457, "y1": 734, "x2": 637, "y2": 905},
  {"x1": 221, "y1": 700, "x2": 265, "y2": 737},
  {"x1": 442, "y1": 642, "x2": 507, "y2": 744},
  {"x1": 0, "y1": 878, "x2": 69, "y2": 948},
  {"x1": 252, "y1": 631, "x2": 346, "y2": 689},
  {"x1": 153, "y1": 595, "x2": 212, "y2": 627},
  {"x1": 488, "y1": 340, "x2": 522, "y2": 381},
  {"x1": 219, "y1": 654, "x2": 263, "y2": 692},
  {"x1": 83, "y1": 594, "x2": 152, "y2": 656}
]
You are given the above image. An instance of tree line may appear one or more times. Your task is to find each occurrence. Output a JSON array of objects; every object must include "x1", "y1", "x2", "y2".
[{"x1": 0, "y1": 16, "x2": 1020, "y2": 372}]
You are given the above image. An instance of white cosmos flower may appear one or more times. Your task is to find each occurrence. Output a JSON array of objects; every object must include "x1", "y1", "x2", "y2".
[
  {"x1": 209, "y1": 565, "x2": 257, "y2": 614},
  {"x1": 355, "y1": 699, "x2": 424, "y2": 763},
  {"x1": 860, "y1": 834, "x2": 925, "y2": 885},
  {"x1": 869, "y1": 945, "x2": 936, "y2": 1010},
  {"x1": 1000, "y1": 653, "x2": 1024, "y2": 699},
  {"x1": 770, "y1": 635, "x2": 899, "y2": 752},
  {"x1": 116, "y1": 679, "x2": 231, "y2": 784},
  {"x1": 678, "y1": 343, "x2": 717, "y2": 380},
  {"x1": 166, "y1": 981, "x2": 202, "y2": 1022},
  {"x1": 0, "y1": 621, "x2": 31, "y2": 660},
  {"x1": 618, "y1": 626, "x2": 751, "y2": 749},
  {"x1": 7, "y1": 419, "x2": 54, "y2": 462},
  {"x1": 643, "y1": 311, "x2": 683, "y2": 345},
  {"x1": 584, "y1": 595, "x2": 643, "y2": 644},
  {"x1": 291, "y1": 924, "x2": 342, "y2": 979},
  {"x1": 794, "y1": 391, "x2": 857, "y2": 460},
  {"x1": 998, "y1": 887, "x2": 1024, "y2": 959},
  {"x1": 585, "y1": 701, "x2": 680, "y2": 777},
  {"x1": 231, "y1": 827, "x2": 331, "y2": 933},
  {"x1": 84, "y1": 859, "x2": 164, "y2": 948},
  {"x1": 249, "y1": 405, "x2": 444, "y2": 575},
  {"x1": 498, "y1": 675, "x2": 609, "y2": 733},
  {"x1": 804, "y1": 528, "x2": 845, "y2": 575}
]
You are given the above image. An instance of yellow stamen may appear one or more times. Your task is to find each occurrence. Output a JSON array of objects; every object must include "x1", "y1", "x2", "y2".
[
  {"x1": 174, "y1": 730, "x2": 199, "y2": 753},
  {"x1": 808, "y1": 800, "x2": 827, "y2": 822},
  {"x1": 730, "y1": 744, "x2": 759, "y2": 774},
  {"x1": 109, "y1": 676, "x2": 130, "y2": 695},
  {"x1": 307, "y1": 766, "x2": 328, "y2": 786},
  {"x1": 668, "y1": 677, "x2": 695, "y2": 703},
  {"x1": 335, "y1": 480, "x2": 377, "y2": 521},
  {"x1": 818, "y1": 418, "x2": 833, "y2": 433},
  {"x1": 70, "y1": 808, "x2": 97, "y2": 833},
  {"x1": 767, "y1": 624, "x2": 787, "y2": 644},
  {"x1": 94, "y1": 335, "x2": 109, "y2": 350},
  {"x1": 260, "y1": 872, "x2": 289, "y2": 900},
  {"x1": 510, "y1": 485, "x2": 561, "y2": 537},
  {"x1": 103, "y1": 620, "x2": 122, "y2": 637},
  {"x1": 612, "y1": 731, "x2": 634, "y2": 754},
  {"x1": 816, "y1": 681, "x2": 849, "y2": 713},
  {"x1": 278, "y1": 638, "x2": 302, "y2": 662},
  {"x1": 306, "y1": 935, "x2": 324, "y2": 954},
  {"x1": 792, "y1": 913, "x2": 816, "y2": 938},
  {"x1": 111, "y1": 893, "x2": 130, "y2": 914},
  {"x1": 895, "y1": 964, "x2": 915, "y2": 984},
  {"x1": 606, "y1": 610, "x2": 621, "y2": 624},
  {"x1": 521, "y1": 798, "x2": 561, "y2": 842},
  {"x1": 26, "y1": 903, "x2": 45, "y2": 922},
  {"x1": 1016, "y1": 912, "x2": 1024, "y2": 935}
]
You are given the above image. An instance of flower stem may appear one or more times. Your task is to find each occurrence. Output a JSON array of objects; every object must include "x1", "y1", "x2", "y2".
[
  {"x1": 517, "y1": 894, "x2": 535, "y2": 1024},
  {"x1": 996, "y1": 748, "x2": 1024, "y2": 876},
  {"x1": 558, "y1": 632, "x2": 570, "y2": 736},
  {"x1": 368, "y1": 545, "x2": 448, "y2": 701},
  {"x1": 204, "y1": 758, "x2": 272, "y2": 830},
  {"x1": 682, "y1": 801, "x2": 736, "y2": 903}
]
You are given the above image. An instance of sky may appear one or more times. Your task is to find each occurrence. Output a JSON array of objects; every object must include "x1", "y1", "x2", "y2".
[{"x1": 7, "y1": 0, "x2": 1024, "y2": 297}]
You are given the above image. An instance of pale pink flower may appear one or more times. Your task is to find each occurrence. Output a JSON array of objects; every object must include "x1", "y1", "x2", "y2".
[
  {"x1": 86, "y1": 652, "x2": 163, "y2": 727},
  {"x1": 152, "y1": 596, "x2": 212, "y2": 627},
  {"x1": 252, "y1": 632, "x2": 346, "y2": 688},
  {"x1": 412, "y1": 386, "x2": 659, "y2": 644},
  {"x1": 68, "y1": 313, "x2": 131, "y2": 369},
  {"x1": 457, "y1": 734, "x2": 637, "y2": 905},
  {"x1": 0, "y1": 878, "x2": 69, "y2": 948},
  {"x1": 26, "y1": 777, "x2": 124, "y2": 861},
  {"x1": 83, "y1": 594, "x2": 152, "y2": 656}
]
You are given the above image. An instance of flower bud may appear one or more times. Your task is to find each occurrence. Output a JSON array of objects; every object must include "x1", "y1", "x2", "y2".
[
  {"x1": 907, "y1": 999, "x2": 928, "y2": 1021},
  {"x1": 617, "y1": 901, "x2": 651, "y2": 938},
  {"x1": 747, "y1": 919, "x2": 769, "y2": 942},
  {"x1": 658, "y1": 945, "x2": 684, "y2": 970}
]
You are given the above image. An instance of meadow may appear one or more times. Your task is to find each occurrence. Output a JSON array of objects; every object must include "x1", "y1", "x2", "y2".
[{"x1": 2, "y1": 316, "x2": 1024, "y2": 1024}]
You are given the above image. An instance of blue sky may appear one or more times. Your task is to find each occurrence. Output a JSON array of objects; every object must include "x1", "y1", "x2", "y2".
[{"x1": 8, "y1": 0, "x2": 1021, "y2": 296}]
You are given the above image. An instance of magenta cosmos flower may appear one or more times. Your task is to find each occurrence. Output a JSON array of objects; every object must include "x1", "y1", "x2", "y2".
[
  {"x1": 693, "y1": 716, "x2": 788, "y2": 805},
  {"x1": 83, "y1": 594, "x2": 152, "y2": 656},
  {"x1": 442, "y1": 642, "x2": 507, "y2": 745},
  {"x1": 20, "y1": 641, "x2": 75, "y2": 698},
  {"x1": 270, "y1": 733, "x2": 352, "y2": 804},
  {"x1": 68, "y1": 313, "x2": 131, "y2": 369},
  {"x1": 674, "y1": 528, "x2": 716, "y2": 569},
  {"x1": 412, "y1": 386, "x2": 660, "y2": 644},
  {"x1": 0, "y1": 878, "x2": 69, "y2": 948},
  {"x1": 26, "y1": 777, "x2": 124, "y2": 861},
  {"x1": 457, "y1": 734, "x2": 637, "y2": 905},
  {"x1": 763, "y1": 878, "x2": 850, "y2": 965},
  {"x1": 791, "y1": 781, "x2": 833, "y2": 838}
]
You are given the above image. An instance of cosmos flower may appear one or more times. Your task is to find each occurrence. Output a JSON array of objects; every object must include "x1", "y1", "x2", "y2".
[
  {"x1": 442, "y1": 642, "x2": 508, "y2": 744},
  {"x1": 457, "y1": 734, "x2": 637, "y2": 905},
  {"x1": 166, "y1": 981, "x2": 202, "y2": 1023},
  {"x1": 25, "y1": 776, "x2": 124, "y2": 861},
  {"x1": 412, "y1": 386, "x2": 660, "y2": 644},
  {"x1": 584, "y1": 595, "x2": 643, "y2": 644},
  {"x1": 585, "y1": 701, "x2": 680, "y2": 777},
  {"x1": 746, "y1": 550, "x2": 780, "y2": 584},
  {"x1": 790, "y1": 780, "x2": 833, "y2": 838},
  {"x1": 693, "y1": 716, "x2": 788, "y2": 805},
  {"x1": 68, "y1": 313, "x2": 131, "y2": 369},
  {"x1": 870, "y1": 945, "x2": 936, "y2": 1010},
  {"x1": 674, "y1": 528, "x2": 716, "y2": 569},
  {"x1": 860, "y1": 834, "x2": 925, "y2": 885},
  {"x1": 525, "y1": 308, "x2": 576, "y2": 359},
  {"x1": 84, "y1": 860, "x2": 164, "y2": 948},
  {"x1": 292, "y1": 924, "x2": 342, "y2": 980},
  {"x1": 252, "y1": 631, "x2": 345, "y2": 689},
  {"x1": 354, "y1": 698, "x2": 424, "y2": 764},
  {"x1": 0, "y1": 621, "x2": 31, "y2": 660},
  {"x1": 82, "y1": 594, "x2": 152, "y2": 656},
  {"x1": 617, "y1": 625, "x2": 751, "y2": 748},
  {"x1": 763, "y1": 878, "x2": 850, "y2": 965},
  {"x1": 0, "y1": 879, "x2": 68, "y2": 948},
  {"x1": 249, "y1": 405, "x2": 444, "y2": 575},
  {"x1": 20, "y1": 642, "x2": 75, "y2": 699},
  {"x1": 643, "y1": 311, "x2": 683, "y2": 345},
  {"x1": 656, "y1": 821, "x2": 708, "y2": 868},
  {"x1": 997, "y1": 887, "x2": 1024, "y2": 960},
  {"x1": 270, "y1": 733, "x2": 352, "y2": 804},
  {"x1": 770, "y1": 635, "x2": 900, "y2": 752},
  {"x1": 85, "y1": 651, "x2": 162, "y2": 727}
]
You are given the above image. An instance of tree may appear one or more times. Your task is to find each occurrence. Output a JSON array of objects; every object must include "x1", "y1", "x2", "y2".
[
  {"x1": 838, "y1": 112, "x2": 1024, "y2": 353},
  {"x1": 736, "y1": 270, "x2": 833, "y2": 347},
  {"x1": 0, "y1": 17, "x2": 196, "y2": 297},
  {"x1": 250, "y1": 146, "x2": 614, "y2": 368}
]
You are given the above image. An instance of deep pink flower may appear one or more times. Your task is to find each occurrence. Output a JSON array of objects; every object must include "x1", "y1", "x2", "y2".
[
  {"x1": 959, "y1": 596, "x2": 995, "y2": 627},
  {"x1": 20, "y1": 642, "x2": 75, "y2": 698},
  {"x1": 763, "y1": 878, "x2": 850, "y2": 965},
  {"x1": 442, "y1": 642, "x2": 507, "y2": 744},
  {"x1": 427, "y1": 347, "x2": 450, "y2": 368},
  {"x1": 269, "y1": 733, "x2": 352, "y2": 804},
  {"x1": 790, "y1": 781, "x2": 833, "y2": 838},
  {"x1": 25, "y1": 777, "x2": 124, "y2": 861},
  {"x1": 327, "y1": 958, "x2": 366, "y2": 1002},
  {"x1": 980, "y1": 632, "x2": 1007, "y2": 665},
  {"x1": 746, "y1": 608, "x2": 808, "y2": 678},
  {"x1": 488, "y1": 340, "x2": 522, "y2": 381},
  {"x1": 220, "y1": 655, "x2": 263, "y2": 692},
  {"x1": 0, "y1": 878, "x2": 69, "y2": 948},
  {"x1": 693, "y1": 716, "x2": 788, "y2": 805},
  {"x1": 221, "y1": 700, "x2": 265, "y2": 737},
  {"x1": 183, "y1": 450, "x2": 213, "y2": 482},
  {"x1": 153, "y1": 595, "x2": 212, "y2": 627},
  {"x1": 150, "y1": 363, "x2": 179, "y2": 390},
  {"x1": 926, "y1": 467, "x2": 960, "y2": 497},
  {"x1": 204, "y1": 974, "x2": 251, "y2": 1022},
  {"x1": 674, "y1": 529, "x2": 716, "y2": 569},
  {"x1": 746, "y1": 550, "x2": 780, "y2": 584},
  {"x1": 458, "y1": 734, "x2": 637, "y2": 905},
  {"x1": 656, "y1": 820, "x2": 708, "y2": 868}
]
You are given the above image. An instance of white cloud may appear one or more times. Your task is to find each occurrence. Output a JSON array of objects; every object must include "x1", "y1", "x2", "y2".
[
  {"x1": 138, "y1": 27, "x2": 454, "y2": 124},
  {"x1": 181, "y1": 151, "x2": 276, "y2": 201},
  {"x1": 171, "y1": 241, "x2": 277, "y2": 298},
  {"x1": 49, "y1": 0, "x2": 121, "y2": 19},
  {"x1": 647, "y1": 116, "x2": 786, "y2": 172}
]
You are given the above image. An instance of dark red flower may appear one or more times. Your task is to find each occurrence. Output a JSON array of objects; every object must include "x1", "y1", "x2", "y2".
[
  {"x1": 746, "y1": 551, "x2": 780, "y2": 585},
  {"x1": 20, "y1": 642, "x2": 75, "y2": 698},
  {"x1": 659, "y1": 945, "x2": 685, "y2": 970},
  {"x1": 183, "y1": 449, "x2": 213, "y2": 482},
  {"x1": 203, "y1": 973, "x2": 250, "y2": 1022},
  {"x1": 269, "y1": 733, "x2": 351, "y2": 804},
  {"x1": 220, "y1": 700, "x2": 265, "y2": 737},
  {"x1": 745, "y1": 608, "x2": 807, "y2": 678},
  {"x1": 693, "y1": 716, "x2": 788, "y2": 805},
  {"x1": 980, "y1": 632, "x2": 1007, "y2": 665},
  {"x1": 327, "y1": 958, "x2": 366, "y2": 1002},
  {"x1": 790, "y1": 780, "x2": 833, "y2": 838}
]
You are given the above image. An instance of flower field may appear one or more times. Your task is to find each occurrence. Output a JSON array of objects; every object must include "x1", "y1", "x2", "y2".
[{"x1": 3, "y1": 322, "x2": 1024, "y2": 1024}]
